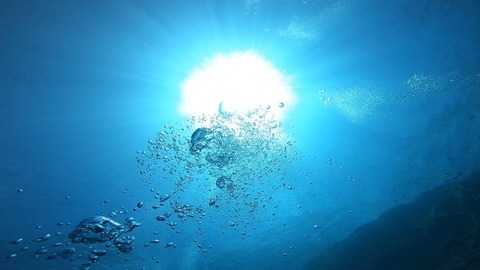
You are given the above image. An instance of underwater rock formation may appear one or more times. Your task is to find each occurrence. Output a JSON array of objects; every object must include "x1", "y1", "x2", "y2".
[{"x1": 305, "y1": 170, "x2": 480, "y2": 270}]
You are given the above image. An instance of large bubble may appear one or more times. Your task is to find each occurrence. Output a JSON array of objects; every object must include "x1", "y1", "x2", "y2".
[
  {"x1": 68, "y1": 216, "x2": 123, "y2": 244},
  {"x1": 189, "y1": 128, "x2": 214, "y2": 154},
  {"x1": 68, "y1": 216, "x2": 140, "y2": 248}
]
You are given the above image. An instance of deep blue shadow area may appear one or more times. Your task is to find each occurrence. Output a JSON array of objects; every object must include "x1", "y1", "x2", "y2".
[{"x1": 306, "y1": 170, "x2": 480, "y2": 270}]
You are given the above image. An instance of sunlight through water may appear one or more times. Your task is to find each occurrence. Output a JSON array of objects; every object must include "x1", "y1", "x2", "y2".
[{"x1": 179, "y1": 50, "x2": 296, "y2": 124}]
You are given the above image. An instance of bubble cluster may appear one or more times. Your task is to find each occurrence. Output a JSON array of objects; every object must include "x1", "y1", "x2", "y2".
[
  {"x1": 136, "y1": 106, "x2": 299, "y2": 229},
  {"x1": 403, "y1": 73, "x2": 480, "y2": 100},
  {"x1": 319, "y1": 87, "x2": 384, "y2": 123},
  {"x1": 406, "y1": 74, "x2": 444, "y2": 96},
  {"x1": 278, "y1": 1, "x2": 351, "y2": 43},
  {"x1": 336, "y1": 88, "x2": 384, "y2": 123},
  {"x1": 5, "y1": 106, "x2": 302, "y2": 269},
  {"x1": 318, "y1": 73, "x2": 480, "y2": 125},
  {"x1": 68, "y1": 216, "x2": 139, "y2": 254}
]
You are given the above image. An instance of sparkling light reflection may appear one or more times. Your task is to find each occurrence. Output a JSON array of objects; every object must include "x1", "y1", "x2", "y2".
[{"x1": 179, "y1": 51, "x2": 296, "y2": 122}]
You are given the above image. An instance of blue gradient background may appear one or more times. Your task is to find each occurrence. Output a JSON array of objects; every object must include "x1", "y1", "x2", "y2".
[{"x1": 1, "y1": 1, "x2": 479, "y2": 269}]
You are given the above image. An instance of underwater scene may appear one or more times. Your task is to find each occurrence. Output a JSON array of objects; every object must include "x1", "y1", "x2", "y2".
[{"x1": 1, "y1": 1, "x2": 479, "y2": 269}]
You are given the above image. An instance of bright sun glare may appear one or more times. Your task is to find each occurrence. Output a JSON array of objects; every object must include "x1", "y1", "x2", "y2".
[{"x1": 179, "y1": 51, "x2": 296, "y2": 120}]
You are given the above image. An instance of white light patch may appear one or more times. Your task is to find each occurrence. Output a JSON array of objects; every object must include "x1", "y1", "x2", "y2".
[{"x1": 179, "y1": 51, "x2": 296, "y2": 120}]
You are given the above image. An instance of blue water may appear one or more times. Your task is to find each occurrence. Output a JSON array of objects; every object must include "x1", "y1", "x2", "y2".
[{"x1": 1, "y1": 1, "x2": 479, "y2": 269}]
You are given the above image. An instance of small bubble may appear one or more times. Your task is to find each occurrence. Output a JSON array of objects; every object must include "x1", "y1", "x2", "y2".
[
  {"x1": 42, "y1": 233, "x2": 51, "y2": 240},
  {"x1": 35, "y1": 247, "x2": 48, "y2": 256},
  {"x1": 11, "y1": 238, "x2": 23, "y2": 244},
  {"x1": 65, "y1": 196, "x2": 71, "y2": 200},
  {"x1": 17, "y1": 188, "x2": 24, "y2": 193},
  {"x1": 278, "y1": 102, "x2": 285, "y2": 108},
  {"x1": 6, "y1": 254, "x2": 17, "y2": 259}
]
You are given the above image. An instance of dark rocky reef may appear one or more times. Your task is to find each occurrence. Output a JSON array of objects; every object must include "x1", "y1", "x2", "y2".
[{"x1": 306, "y1": 170, "x2": 480, "y2": 270}]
